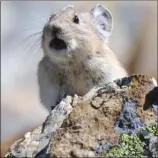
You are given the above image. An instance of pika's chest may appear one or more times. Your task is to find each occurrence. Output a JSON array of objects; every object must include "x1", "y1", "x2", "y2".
[{"x1": 60, "y1": 65, "x2": 97, "y2": 95}]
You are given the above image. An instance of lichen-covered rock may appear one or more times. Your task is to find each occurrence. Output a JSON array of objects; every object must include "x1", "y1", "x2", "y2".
[
  {"x1": 5, "y1": 75, "x2": 158, "y2": 158},
  {"x1": 5, "y1": 96, "x2": 76, "y2": 157}
]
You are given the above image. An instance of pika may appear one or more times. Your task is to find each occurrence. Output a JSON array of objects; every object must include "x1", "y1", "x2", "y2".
[{"x1": 38, "y1": 5, "x2": 127, "y2": 111}]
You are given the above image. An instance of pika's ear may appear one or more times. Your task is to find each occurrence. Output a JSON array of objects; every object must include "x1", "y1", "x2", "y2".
[
  {"x1": 63, "y1": 5, "x2": 75, "y2": 14},
  {"x1": 90, "y1": 4, "x2": 113, "y2": 40}
]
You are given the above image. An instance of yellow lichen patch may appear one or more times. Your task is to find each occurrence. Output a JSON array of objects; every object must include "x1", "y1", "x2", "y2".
[{"x1": 130, "y1": 77, "x2": 139, "y2": 88}]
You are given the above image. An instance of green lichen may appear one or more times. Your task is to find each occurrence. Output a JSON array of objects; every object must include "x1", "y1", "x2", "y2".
[
  {"x1": 121, "y1": 134, "x2": 144, "y2": 157},
  {"x1": 146, "y1": 123, "x2": 158, "y2": 135},
  {"x1": 108, "y1": 123, "x2": 157, "y2": 158},
  {"x1": 108, "y1": 146, "x2": 123, "y2": 158},
  {"x1": 130, "y1": 78, "x2": 139, "y2": 88},
  {"x1": 108, "y1": 134, "x2": 144, "y2": 158},
  {"x1": 139, "y1": 123, "x2": 158, "y2": 139}
]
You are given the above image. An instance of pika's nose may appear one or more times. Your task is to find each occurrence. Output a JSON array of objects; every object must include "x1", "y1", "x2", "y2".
[{"x1": 52, "y1": 26, "x2": 61, "y2": 36}]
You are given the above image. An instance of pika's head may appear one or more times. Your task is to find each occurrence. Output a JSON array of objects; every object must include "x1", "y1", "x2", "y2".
[{"x1": 42, "y1": 5, "x2": 113, "y2": 63}]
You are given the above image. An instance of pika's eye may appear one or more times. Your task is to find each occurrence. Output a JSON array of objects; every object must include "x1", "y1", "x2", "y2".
[{"x1": 73, "y1": 15, "x2": 79, "y2": 24}]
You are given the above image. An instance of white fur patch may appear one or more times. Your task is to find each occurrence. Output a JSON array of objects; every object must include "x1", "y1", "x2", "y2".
[
  {"x1": 152, "y1": 77, "x2": 157, "y2": 86},
  {"x1": 69, "y1": 39, "x2": 78, "y2": 50}
]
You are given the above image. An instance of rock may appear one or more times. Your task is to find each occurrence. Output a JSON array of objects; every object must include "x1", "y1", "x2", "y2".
[
  {"x1": 143, "y1": 87, "x2": 158, "y2": 118},
  {"x1": 5, "y1": 74, "x2": 158, "y2": 157},
  {"x1": 115, "y1": 100, "x2": 145, "y2": 134},
  {"x1": 5, "y1": 96, "x2": 75, "y2": 157},
  {"x1": 149, "y1": 136, "x2": 158, "y2": 157}
]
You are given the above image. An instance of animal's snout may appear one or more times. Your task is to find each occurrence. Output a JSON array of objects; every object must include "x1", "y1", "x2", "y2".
[
  {"x1": 51, "y1": 26, "x2": 61, "y2": 37},
  {"x1": 48, "y1": 25, "x2": 67, "y2": 50}
]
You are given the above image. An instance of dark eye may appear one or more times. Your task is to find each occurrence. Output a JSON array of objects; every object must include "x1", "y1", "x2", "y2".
[{"x1": 73, "y1": 15, "x2": 79, "y2": 24}]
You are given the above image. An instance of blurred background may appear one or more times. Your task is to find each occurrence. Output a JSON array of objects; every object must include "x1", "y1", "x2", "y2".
[{"x1": 1, "y1": 1, "x2": 157, "y2": 156}]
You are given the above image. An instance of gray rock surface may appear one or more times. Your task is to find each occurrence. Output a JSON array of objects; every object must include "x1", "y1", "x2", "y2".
[{"x1": 5, "y1": 74, "x2": 158, "y2": 157}]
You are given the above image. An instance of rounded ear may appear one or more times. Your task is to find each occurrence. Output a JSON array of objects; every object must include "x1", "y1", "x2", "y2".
[
  {"x1": 63, "y1": 5, "x2": 75, "y2": 15},
  {"x1": 90, "y1": 4, "x2": 113, "y2": 40}
]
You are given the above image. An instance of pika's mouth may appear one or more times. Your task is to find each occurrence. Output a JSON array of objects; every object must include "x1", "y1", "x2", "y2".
[{"x1": 49, "y1": 38, "x2": 67, "y2": 50}]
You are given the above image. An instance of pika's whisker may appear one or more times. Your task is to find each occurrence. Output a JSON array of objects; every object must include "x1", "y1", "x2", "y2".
[
  {"x1": 20, "y1": 36, "x2": 42, "y2": 67},
  {"x1": 21, "y1": 31, "x2": 43, "y2": 45}
]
